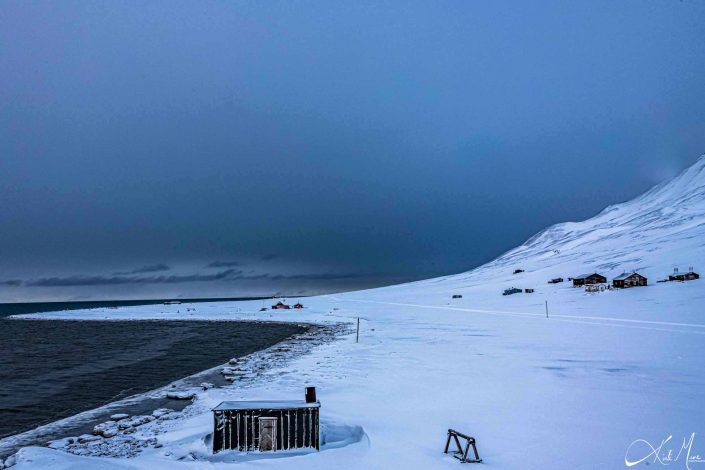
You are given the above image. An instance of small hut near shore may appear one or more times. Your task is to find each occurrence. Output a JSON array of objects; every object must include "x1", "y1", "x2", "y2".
[
  {"x1": 271, "y1": 301, "x2": 290, "y2": 310},
  {"x1": 212, "y1": 388, "x2": 320, "y2": 453}
]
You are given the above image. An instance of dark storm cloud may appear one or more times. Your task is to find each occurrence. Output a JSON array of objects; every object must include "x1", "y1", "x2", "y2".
[
  {"x1": 21, "y1": 269, "x2": 365, "y2": 287},
  {"x1": 113, "y1": 264, "x2": 171, "y2": 275},
  {"x1": 1, "y1": 1, "x2": 704, "y2": 301},
  {"x1": 206, "y1": 261, "x2": 243, "y2": 268},
  {"x1": 27, "y1": 269, "x2": 241, "y2": 287},
  {"x1": 219, "y1": 272, "x2": 366, "y2": 282},
  {"x1": 259, "y1": 273, "x2": 363, "y2": 281},
  {"x1": 1, "y1": 280, "x2": 22, "y2": 287}
]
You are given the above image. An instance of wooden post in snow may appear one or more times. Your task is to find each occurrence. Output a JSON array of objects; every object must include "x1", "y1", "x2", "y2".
[
  {"x1": 356, "y1": 317, "x2": 360, "y2": 343},
  {"x1": 545, "y1": 300, "x2": 549, "y2": 318}
]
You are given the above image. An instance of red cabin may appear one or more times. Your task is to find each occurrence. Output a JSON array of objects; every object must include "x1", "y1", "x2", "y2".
[
  {"x1": 271, "y1": 301, "x2": 290, "y2": 310},
  {"x1": 293, "y1": 303, "x2": 304, "y2": 309}
]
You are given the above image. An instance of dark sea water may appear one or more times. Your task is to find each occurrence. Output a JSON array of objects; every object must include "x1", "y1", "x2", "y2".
[
  {"x1": 0, "y1": 296, "x2": 269, "y2": 318},
  {"x1": 0, "y1": 318, "x2": 305, "y2": 441}
]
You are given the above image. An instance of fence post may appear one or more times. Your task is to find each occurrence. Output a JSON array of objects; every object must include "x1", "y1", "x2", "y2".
[
  {"x1": 545, "y1": 300, "x2": 548, "y2": 318},
  {"x1": 356, "y1": 317, "x2": 360, "y2": 343}
]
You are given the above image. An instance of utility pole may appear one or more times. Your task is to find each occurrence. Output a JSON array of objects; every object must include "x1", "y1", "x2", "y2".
[
  {"x1": 545, "y1": 300, "x2": 549, "y2": 318},
  {"x1": 356, "y1": 317, "x2": 360, "y2": 343}
]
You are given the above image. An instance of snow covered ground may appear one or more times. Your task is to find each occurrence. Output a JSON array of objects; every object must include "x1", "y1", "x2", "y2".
[{"x1": 4, "y1": 156, "x2": 705, "y2": 469}]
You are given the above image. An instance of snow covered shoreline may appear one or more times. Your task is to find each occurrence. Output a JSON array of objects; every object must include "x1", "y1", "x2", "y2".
[{"x1": 0, "y1": 312, "x2": 348, "y2": 466}]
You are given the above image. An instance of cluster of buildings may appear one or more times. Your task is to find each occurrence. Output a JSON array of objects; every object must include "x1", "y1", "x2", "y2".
[
  {"x1": 572, "y1": 267, "x2": 699, "y2": 289},
  {"x1": 271, "y1": 301, "x2": 304, "y2": 310},
  {"x1": 571, "y1": 272, "x2": 648, "y2": 288},
  {"x1": 500, "y1": 267, "x2": 699, "y2": 297}
]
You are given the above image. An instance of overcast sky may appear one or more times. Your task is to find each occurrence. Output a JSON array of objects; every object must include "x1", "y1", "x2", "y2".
[{"x1": 1, "y1": 1, "x2": 704, "y2": 301}]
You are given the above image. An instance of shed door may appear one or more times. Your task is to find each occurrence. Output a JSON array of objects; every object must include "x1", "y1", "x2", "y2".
[{"x1": 259, "y1": 417, "x2": 277, "y2": 451}]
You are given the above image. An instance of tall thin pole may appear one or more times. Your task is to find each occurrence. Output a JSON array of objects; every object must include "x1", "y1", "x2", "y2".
[
  {"x1": 545, "y1": 300, "x2": 548, "y2": 318},
  {"x1": 356, "y1": 317, "x2": 360, "y2": 343}
]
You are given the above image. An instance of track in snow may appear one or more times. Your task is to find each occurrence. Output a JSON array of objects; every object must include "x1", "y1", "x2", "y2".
[{"x1": 330, "y1": 296, "x2": 705, "y2": 335}]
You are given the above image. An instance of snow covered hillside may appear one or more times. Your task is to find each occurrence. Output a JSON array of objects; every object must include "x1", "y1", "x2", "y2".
[
  {"x1": 495, "y1": 154, "x2": 705, "y2": 277},
  {"x1": 370, "y1": 153, "x2": 705, "y2": 299},
  {"x1": 5, "y1": 156, "x2": 705, "y2": 470}
]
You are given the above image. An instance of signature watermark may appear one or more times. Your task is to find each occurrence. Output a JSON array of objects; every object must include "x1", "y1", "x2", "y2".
[{"x1": 626, "y1": 433, "x2": 704, "y2": 469}]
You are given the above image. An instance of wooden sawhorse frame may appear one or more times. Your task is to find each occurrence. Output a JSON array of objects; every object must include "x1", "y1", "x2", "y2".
[{"x1": 444, "y1": 429, "x2": 482, "y2": 463}]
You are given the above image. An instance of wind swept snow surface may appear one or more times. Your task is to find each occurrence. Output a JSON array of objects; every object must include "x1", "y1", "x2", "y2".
[{"x1": 6, "y1": 156, "x2": 705, "y2": 469}]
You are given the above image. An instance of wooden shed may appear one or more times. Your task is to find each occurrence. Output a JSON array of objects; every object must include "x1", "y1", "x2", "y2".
[
  {"x1": 271, "y1": 301, "x2": 290, "y2": 310},
  {"x1": 212, "y1": 389, "x2": 320, "y2": 453},
  {"x1": 612, "y1": 272, "x2": 647, "y2": 288},
  {"x1": 572, "y1": 273, "x2": 606, "y2": 286},
  {"x1": 293, "y1": 303, "x2": 304, "y2": 309}
]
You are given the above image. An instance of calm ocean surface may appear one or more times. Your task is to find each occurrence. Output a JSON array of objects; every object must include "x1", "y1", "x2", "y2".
[
  {"x1": 0, "y1": 313, "x2": 304, "y2": 441},
  {"x1": 0, "y1": 297, "x2": 269, "y2": 318}
]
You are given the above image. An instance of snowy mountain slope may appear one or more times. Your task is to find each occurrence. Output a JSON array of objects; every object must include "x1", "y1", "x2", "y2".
[
  {"x1": 370, "y1": 154, "x2": 705, "y2": 297},
  {"x1": 493, "y1": 155, "x2": 705, "y2": 273}
]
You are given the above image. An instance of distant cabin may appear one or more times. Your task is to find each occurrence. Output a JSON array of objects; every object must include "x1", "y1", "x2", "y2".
[
  {"x1": 612, "y1": 272, "x2": 647, "y2": 288},
  {"x1": 572, "y1": 273, "x2": 607, "y2": 286},
  {"x1": 669, "y1": 268, "x2": 699, "y2": 282},
  {"x1": 293, "y1": 303, "x2": 304, "y2": 309},
  {"x1": 524, "y1": 288, "x2": 534, "y2": 293},
  {"x1": 513, "y1": 269, "x2": 524, "y2": 275},
  {"x1": 452, "y1": 294, "x2": 463, "y2": 299},
  {"x1": 271, "y1": 301, "x2": 290, "y2": 310},
  {"x1": 548, "y1": 277, "x2": 564, "y2": 284}
]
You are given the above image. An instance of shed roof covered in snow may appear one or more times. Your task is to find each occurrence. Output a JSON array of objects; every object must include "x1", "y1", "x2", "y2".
[{"x1": 213, "y1": 400, "x2": 321, "y2": 411}]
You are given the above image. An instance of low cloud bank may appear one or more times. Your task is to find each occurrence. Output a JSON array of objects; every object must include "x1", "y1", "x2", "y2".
[
  {"x1": 112, "y1": 264, "x2": 171, "y2": 275},
  {"x1": 3, "y1": 270, "x2": 366, "y2": 287}
]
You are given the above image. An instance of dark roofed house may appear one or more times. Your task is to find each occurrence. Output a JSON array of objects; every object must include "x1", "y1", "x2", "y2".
[
  {"x1": 612, "y1": 272, "x2": 647, "y2": 288},
  {"x1": 572, "y1": 273, "x2": 607, "y2": 287},
  {"x1": 669, "y1": 268, "x2": 700, "y2": 282},
  {"x1": 293, "y1": 302, "x2": 304, "y2": 309},
  {"x1": 271, "y1": 301, "x2": 290, "y2": 310}
]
